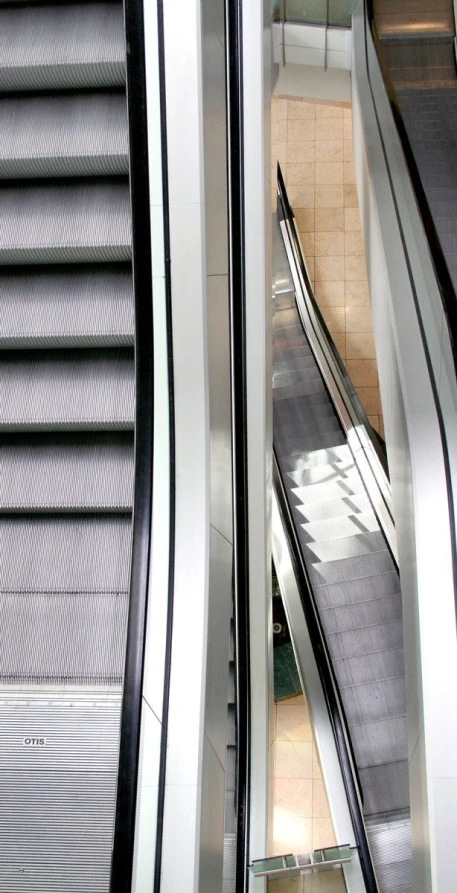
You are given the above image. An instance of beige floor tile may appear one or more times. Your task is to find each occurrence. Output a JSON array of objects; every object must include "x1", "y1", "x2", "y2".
[
  {"x1": 272, "y1": 188, "x2": 278, "y2": 213},
  {"x1": 314, "y1": 232, "x2": 344, "y2": 257},
  {"x1": 346, "y1": 305, "x2": 374, "y2": 333},
  {"x1": 273, "y1": 118, "x2": 288, "y2": 142},
  {"x1": 346, "y1": 359, "x2": 379, "y2": 387},
  {"x1": 289, "y1": 118, "x2": 316, "y2": 141},
  {"x1": 315, "y1": 103, "x2": 343, "y2": 119},
  {"x1": 320, "y1": 306, "x2": 345, "y2": 335},
  {"x1": 315, "y1": 140, "x2": 343, "y2": 162},
  {"x1": 315, "y1": 162, "x2": 344, "y2": 185},
  {"x1": 345, "y1": 255, "x2": 367, "y2": 281},
  {"x1": 314, "y1": 280, "x2": 345, "y2": 306},
  {"x1": 345, "y1": 279, "x2": 370, "y2": 305},
  {"x1": 300, "y1": 233, "x2": 315, "y2": 257},
  {"x1": 288, "y1": 184, "x2": 315, "y2": 208},
  {"x1": 332, "y1": 332, "x2": 346, "y2": 359},
  {"x1": 273, "y1": 141, "x2": 288, "y2": 164},
  {"x1": 289, "y1": 99, "x2": 316, "y2": 119},
  {"x1": 344, "y1": 206, "x2": 361, "y2": 231},
  {"x1": 314, "y1": 256, "x2": 345, "y2": 282},
  {"x1": 296, "y1": 208, "x2": 315, "y2": 232},
  {"x1": 312, "y1": 744, "x2": 322, "y2": 780},
  {"x1": 287, "y1": 140, "x2": 316, "y2": 163},
  {"x1": 305, "y1": 256, "x2": 315, "y2": 282},
  {"x1": 269, "y1": 878, "x2": 303, "y2": 893},
  {"x1": 356, "y1": 387, "x2": 380, "y2": 415},
  {"x1": 315, "y1": 185, "x2": 343, "y2": 209},
  {"x1": 344, "y1": 230, "x2": 365, "y2": 255},
  {"x1": 343, "y1": 108, "x2": 352, "y2": 140},
  {"x1": 275, "y1": 741, "x2": 313, "y2": 779},
  {"x1": 315, "y1": 208, "x2": 344, "y2": 232},
  {"x1": 272, "y1": 98, "x2": 288, "y2": 121},
  {"x1": 274, "y1": 777, "x2": 313, "y2": 816},
  {"x1": 304, "y1": 870, "x2": 346, "y2": 892},
  {"x1": 346, "y1": 332, "x2": 376, "y2": 360},
  {"x1": 343, "y1": 139, "x2": 354, "y2": 162},
  {"x1": 287, "y1": 694, "x2": 306, "y2": 707},
  {"x1": 343, "y1": 161, "x2": 356, "y2": 184},
  {"x1": 343, "y1": 183, "x2": 358, "y2": 207},
  {"x1": 312, "y1": 818, "x2": 335, "y2": 850},
  {"x1": 312, "y1": 779, "x2": 331, "y2": 819},
  {"x1": 379, "y1": 415, "x2": 385, "y2": 438},
  {"x1": 274, "y1": 811, "x2": 313, "y2": 854},
  {"x1": 277, "y1": 704, "x2": 313, "y2": 742},
  {"x1": 368, "y1": 414, "x2": 380, "y2": 430},
  {"x1": 287, "y1": 162, "x2": 315, "y2": 186},
  {"x1": 315, "y1": 118, "x2": 343, "y2": 141}
]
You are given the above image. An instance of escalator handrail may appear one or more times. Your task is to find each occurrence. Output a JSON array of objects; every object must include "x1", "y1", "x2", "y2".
[
  {"x1": 364, "y1": 0, "x2": 457, "y2": 377},
  {"x1": 110, "y1": 0, "x2": 155, "y2": 888},
  {"x1": 273, "y1": 453, "x2": 379, "y2": 893},
  {"x1": 277, "y1": 165, "x2": 398, "y2": 565},
  {"x1": 356, "y1": 0, "x2": 457, "y2": 624}
]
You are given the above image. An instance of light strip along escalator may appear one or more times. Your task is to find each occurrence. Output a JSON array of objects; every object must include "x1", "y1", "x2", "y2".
[
  {"x1": 0, "y1": 3, "x2": 153, "y2": 891},
  {"x1": 273, "y1": 168, "x2": 411, "y2": 893}
]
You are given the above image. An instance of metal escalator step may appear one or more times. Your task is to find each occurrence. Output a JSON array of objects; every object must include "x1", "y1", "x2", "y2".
[
  {"x1": 313, "y1": 571, "x2": 400, "y2": 608},
  {"x1": 0, "y1": 589, "x2": 129, "y2": 683},
  {"x1": 290, "y1": 469, "x2": 364, "y2": 505},
  {"x1": 319, "y1": 592, "x2": 402, "y2": 634},
  {"x1": 272, "y1": 376, "x2": 327, "y2": 399},
  {"x1": 274, "y1": 416, "x2": 341, "y2": 445},
  {"x1": 333, "y1": 647, "x2": 406, "y2": 688},
  {"x1": 273, "y1": 353, "x2": 319, "y2": 377},
  {"x1": 359, "y1": 761, "x2": 410, "y2": 817},
  {"x1": 341, "y1": 676, "x2": 407, "y2": 726},
  {"x1": 0, "y1": 93, "x2": 128, "y2": 179},
  {"x1": 325, "y1": 616, "x2": 404, "y2": 660},
  {"x1": 308, "y1": 549, "x2": 395, "y2": 586},
  {"x1": 350, "y1": 715, "x2": 408, "y2": 768},
  {"x1": 274, "y1": 400, "x2": 336, "y2": 427},
  {"x1": 275, "y1": 430, "x2": 346, "y2": 455},
  {"x1": 303, "y1": 530, "x2": 386, "y2": 563},
  {"x1": 287, "y1": 458, "x2": 355, "y2": 487},
  {"x1": 0, "y1": 181, "x2": 131, "y2": 265},
  {"x1": 292, "y1": 492, "x2": 372, "y2": 522},
  {"x1": 0, "y1": 3, "x2": 125, "y2": 92},
  {"x1": 0, "y1": 433, "x2": 134, "y2": 512},
  {"x1": 0, "y1": 348, "x2": 134, "y2": 431},
  {"x1": 301, "y1": 510, "x2": 379, "y2": 544},
  {"x1": 282, "y1": 444, "x2": 351, "y2": 471},
  {"x1": 0, "y1": 266, "x2": 134, "y2": 349},
  {"x1": 0, "y1": 514, "x2": 131, "y2": 593}
]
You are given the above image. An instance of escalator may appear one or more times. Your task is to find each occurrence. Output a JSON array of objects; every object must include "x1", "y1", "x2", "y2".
[
  {"x1": 371, "y1": 0, "x2": 457, "y2": 296},
  {"x1": 273, "y1": 170, "x2": 412, "y2": 893},
  {"x1": 0, "y1": 3, "x2": 144, "y2": 890}
]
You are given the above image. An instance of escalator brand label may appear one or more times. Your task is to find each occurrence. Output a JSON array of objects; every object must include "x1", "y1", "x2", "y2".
[{"x1": 22, "y1": 737, "x2": 46, "y2": 746}]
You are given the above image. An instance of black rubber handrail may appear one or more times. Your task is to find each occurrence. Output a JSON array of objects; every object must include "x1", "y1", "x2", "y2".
[
  {"x1": 227, "y1": 0, "x2": 251, "y2": 889},
  {"x1": 273, "y1": 454, "x2": 378, "y2": 893},
  {"x1": 277, "y1": 163, "x2": 390, "y2": 480},
  {"x1": 110, "y1": 0, "x2": 155, "y2": 889}
]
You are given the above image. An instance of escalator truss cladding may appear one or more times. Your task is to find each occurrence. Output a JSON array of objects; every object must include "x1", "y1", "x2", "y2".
[{"x1": 0, "y1": 3, "x2": 138, "y2": 890}]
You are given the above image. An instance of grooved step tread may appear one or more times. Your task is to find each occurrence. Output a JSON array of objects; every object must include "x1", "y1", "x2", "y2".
[
  {"x1": 0, "y1": 265, "x2": 134, "y2": 349},
  {"x1": 0, "y1": 432, "x2": 134, "y2": 512},
  {"x1": 0, "y1": 181, "x2": 131, "y2": 265},
  {"x1": 0, "y1": 93, "x2": 128, "y2": 179},
  {"x1": 0, "y1": 3, "x2": 126, "y2": 92},
  {"x1": 0, "y1": 348, "x2": 134, "y2": 431}
]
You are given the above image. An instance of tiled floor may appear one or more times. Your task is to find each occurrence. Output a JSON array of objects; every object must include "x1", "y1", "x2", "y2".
[
  {"x1": 272, "y1": 695, "x2": 335, "y2": 855},
  {"x1": 270, "y1": 695, "x2": 346, "y2": 893},
  {"x1": 272, "y1": 95, "x2": 383, "y2": 435}
]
